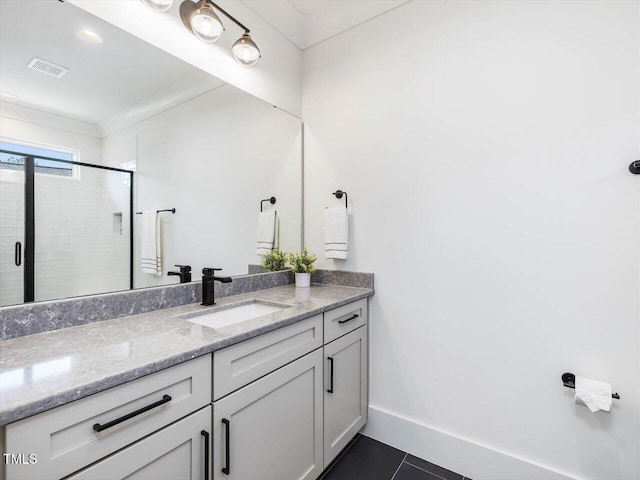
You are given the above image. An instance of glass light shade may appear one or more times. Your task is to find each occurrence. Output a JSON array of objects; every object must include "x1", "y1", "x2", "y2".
[
  {"x1": 232, "y1": 33, "x2": 261, "y2": 67},
  {"x1": 140, "y1": 0, "x2": 175, "y2": 12},
  {"x1": 190, "y1": 4, "x2": 224, "y2": 43}
]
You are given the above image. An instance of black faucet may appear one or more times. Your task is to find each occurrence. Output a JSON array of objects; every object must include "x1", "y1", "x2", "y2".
[
  {"x1": 167, "y1": 265, "x2": 192, "y2": 284},
  {"x1": 202, "y1": 268, "x2": 233, "y2": 306}
]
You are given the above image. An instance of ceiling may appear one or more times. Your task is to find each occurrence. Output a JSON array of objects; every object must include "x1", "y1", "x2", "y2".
[
  {"x1": 0, "y1": 0, "x2": 221, "y2": 134},
  {"x1": 0, "y1": 0, "x2": 410, "y2": 133},
  {"x1": 241, "y1": 0, "x2": 410, "y2": 50}
]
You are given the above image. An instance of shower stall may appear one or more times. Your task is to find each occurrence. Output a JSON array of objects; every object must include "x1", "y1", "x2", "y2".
[{"x1": 0, "y1": 144, "x2": 133, "y2": 307}]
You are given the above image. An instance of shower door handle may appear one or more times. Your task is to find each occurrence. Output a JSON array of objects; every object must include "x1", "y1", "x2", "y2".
[{"x1": 15, "y1": 242, "x2": 22, "y2": 267}]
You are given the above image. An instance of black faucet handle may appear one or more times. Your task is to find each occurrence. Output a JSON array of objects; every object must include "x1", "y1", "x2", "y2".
[
  {"x1": 203, "y1": 267, "x2": 223, "y2": 276},
  {"x1": 175, "y1": 265, "x2": 191, "y2": 273}
]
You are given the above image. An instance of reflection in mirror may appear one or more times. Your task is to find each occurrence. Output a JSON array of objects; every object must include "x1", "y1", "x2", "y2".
[{"x1": 0, "y1": 0, "x2": 302, "y2": 307}]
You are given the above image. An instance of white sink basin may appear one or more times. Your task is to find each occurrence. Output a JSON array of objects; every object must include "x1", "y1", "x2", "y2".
[{"x1": 180, "y1": 300, "x2": 290, "y2": 329}]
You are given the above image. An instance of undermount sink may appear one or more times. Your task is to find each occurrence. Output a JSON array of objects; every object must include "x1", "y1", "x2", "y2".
[{"x1": 179, "y1": 300, "x2": 291, "y2": 329}]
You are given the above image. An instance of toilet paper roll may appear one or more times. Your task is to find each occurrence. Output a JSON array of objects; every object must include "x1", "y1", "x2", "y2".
[{"x1": 575, "y1": 376, "x2": 612, "y2": 413}]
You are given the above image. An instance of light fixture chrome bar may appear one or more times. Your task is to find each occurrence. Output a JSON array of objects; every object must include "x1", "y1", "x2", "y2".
[
  {"x1": 177, "y1": 0, "x2": 261, "y2": 66},
  {"x1": 208, "y1": 1, "x2": 250, "y2": 33}
]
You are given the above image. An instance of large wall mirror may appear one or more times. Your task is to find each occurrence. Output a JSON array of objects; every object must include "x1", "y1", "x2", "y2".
[{"x1": 0, "y1": 0, "x2": 302, "y2": 307}]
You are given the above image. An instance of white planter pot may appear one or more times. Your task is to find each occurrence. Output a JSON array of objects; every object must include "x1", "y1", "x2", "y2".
[{"x1": 295, "y1": 273, "x2": 311, "y2": 288}]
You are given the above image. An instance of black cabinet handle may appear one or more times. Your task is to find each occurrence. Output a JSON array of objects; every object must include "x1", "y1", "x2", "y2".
[
  {"x1": 327, "y1": 357, "x2": 334, "y2": 393},
  {"x1": 222, "y1": 418, "x2": 230, "y2": 475},
  {"x1": 92, "y1": 394, "x2": 171, "y2": 432},
  {"x1": 201, "y1": 430, "x2": 210, "y2": 480},
  {"x1": 338, "y1": 314, "x2": 359, "y2": 324},
  {"x1": 15, "y1": 242, "x2": 21, "y2": 267}
]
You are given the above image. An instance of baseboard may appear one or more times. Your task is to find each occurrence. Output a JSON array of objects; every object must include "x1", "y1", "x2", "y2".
[{"x1": 362, "y1": 405, "x2": 579, "y2": 480}]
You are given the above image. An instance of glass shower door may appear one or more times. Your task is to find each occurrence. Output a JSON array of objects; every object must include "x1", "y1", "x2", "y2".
[
  {"x1": 1, "y1": 142, "x2": 133, "y2": 306},
  {"x1": 0, "y1": 151, "x2": 26, "y2": 307},
  {"x1": 33, "y1": 161, "x2": 132, "y2": 302}
]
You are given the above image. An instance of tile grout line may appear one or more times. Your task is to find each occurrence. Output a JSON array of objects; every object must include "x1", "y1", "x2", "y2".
[
  {"x1": 390, "y1": 453, "x2": 408, "y2": 480},
  {"x1": 402, "y1": 459, "x2": 450, "y2": 480}
]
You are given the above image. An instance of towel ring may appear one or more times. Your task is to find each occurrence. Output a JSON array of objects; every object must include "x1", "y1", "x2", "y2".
[
  {"x1": 333, "y1": 190, "x2": 348, "y2": 208},
  {"x1": 260, "y1": 197, "x2": 276, "y2": 212}
]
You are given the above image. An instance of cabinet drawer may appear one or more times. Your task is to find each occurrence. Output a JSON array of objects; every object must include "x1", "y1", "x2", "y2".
[
  {"x1": 213, "y1": 314, "x2": 323, "y2": 400},
  {"x1": 67, "y1": 406, "x2": 211, "y2": 480},
  {"x1": 5, "y1": 355, "x2": 211, "y2": 480},
  {"x1": 324, "y1": 299, "x2": 367, "y2": 344}
]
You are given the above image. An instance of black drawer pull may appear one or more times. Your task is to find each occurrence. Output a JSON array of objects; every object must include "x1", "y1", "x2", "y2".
[
  {"x1": 201, "y1": 430, "x2": 210, "y2": 480},
  {"x1": 92, "y1": 394, "x2": 172, "y2": 432},
  {"x1": 327, "y1": 357, "x2": 334, "y2": 393},
  {"x1": 15, "y1": 242, "x2": 21, "y2": 267},
  {"x1": 222, "y1": 418, "x2": 231, "y2": 475},
  {"x1": 338, "y1": 314, "x2": 359, "y2": 324}
]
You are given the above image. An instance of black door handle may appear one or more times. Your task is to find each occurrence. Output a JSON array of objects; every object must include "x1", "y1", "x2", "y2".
[
  {"x1": 327, "y1": 357, "x2": 334, "y2": 393},
  {"x1": 222, "y1": 418, "x2": 230, "y2": 475},
  {"x1": 93, "y1": 394, "x2": 171, "y2": 432},
  {"x1": 338, "y1": 314, "x2": 359, "y2": 324},
  {"x1": 201, "y1": 430, "x2": 210, "y2": 480},
  {"x1": 15, "y1": 241, "x2": 21, "y2": 267}
]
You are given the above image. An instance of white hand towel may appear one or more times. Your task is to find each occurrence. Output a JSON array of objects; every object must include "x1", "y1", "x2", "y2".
[
  {"x1": 325, "y1": 207, "x2": 348, "y2": 259},
  {"x1": 256, "y1": 211, "x2": 276, "y2": 255},
  {"x1": 140, "y1": 210, "x2": 162, "y2": 276},
  {"x1": 575, "y1": 376, "x2": 612, "y2": 413}
]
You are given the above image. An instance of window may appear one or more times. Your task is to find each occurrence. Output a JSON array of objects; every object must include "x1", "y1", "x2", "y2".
[{"x1": 0, "y1": 141, "x2": 74, "y2": 177}]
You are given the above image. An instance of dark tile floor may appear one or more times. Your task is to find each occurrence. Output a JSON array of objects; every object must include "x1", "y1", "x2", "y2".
[{"x1": 319, "y1": 434, "x2": 472, "y2": 480}]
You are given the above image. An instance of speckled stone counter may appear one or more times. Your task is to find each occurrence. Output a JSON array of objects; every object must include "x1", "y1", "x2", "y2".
[{"x1": 0, "y1": 284, "x2": 373, "y2": 426}]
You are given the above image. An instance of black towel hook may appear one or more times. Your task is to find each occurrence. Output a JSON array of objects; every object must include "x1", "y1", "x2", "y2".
[
  {"x1": 333, "y1": 190, "x2": 348, "y2": 208},
  {"x1": 260, "y1": 197, "x2": 276, "y2": 212},
  {"x1": 629, "y1": 161, "x2": 640, "y2": 174}
]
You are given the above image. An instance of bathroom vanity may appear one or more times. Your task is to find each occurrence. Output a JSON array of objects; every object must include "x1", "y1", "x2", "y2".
[{"x1": 0, "y1": 283, "x2": 372, "y2": 480}]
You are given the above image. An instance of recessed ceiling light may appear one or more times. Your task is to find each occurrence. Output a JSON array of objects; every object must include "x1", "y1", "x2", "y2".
[
  {"x1": 76, "y1": 29, "x2": 103, "y2": 44},
  {"x1": 0, "y1": 92, "x2": 16, "y2": 99}
]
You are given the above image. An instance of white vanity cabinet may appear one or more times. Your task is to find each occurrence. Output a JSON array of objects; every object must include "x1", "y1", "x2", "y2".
[
  {"x1": 208, "y1": 298, "x2": 368, "y2": 479},
  {"x1": 2, "y1": 295, "x2": 370, "y2": 480},
  {"x1": 322, "y1": 299, "x2": 369, "y2": 467}
]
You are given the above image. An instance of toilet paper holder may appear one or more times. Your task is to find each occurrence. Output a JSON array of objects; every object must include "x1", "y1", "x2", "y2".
[{"x1": 562, "y1": 373, "x2": 620, "y2": 399}]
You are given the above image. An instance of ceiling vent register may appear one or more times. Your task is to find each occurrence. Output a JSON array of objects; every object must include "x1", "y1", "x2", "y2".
[{"x1": 27, "y1": 58, "x2": 69, "y2": 78}]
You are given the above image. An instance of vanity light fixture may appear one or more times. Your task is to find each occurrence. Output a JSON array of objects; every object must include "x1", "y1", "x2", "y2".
[
  {"x1": 140, "y1": 0, "x2": 175, "y2": 12},
  {"x1": 140, "y1": 0, "x2": 261, "y2": 66},
  {"x1": 232, "y1": 32, "x2": 261, "y2": 67},
  {"x1": 185, "y1": 1, "x2": 225, "y2": 43},
  {"x1": 179, "y1": 0, "x2": 261, "y2": 67}
]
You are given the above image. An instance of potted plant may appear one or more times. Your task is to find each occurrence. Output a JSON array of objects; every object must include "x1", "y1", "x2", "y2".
[
  {"x1": 286, "y1": 247, "x2": 317, "y2": 287},
  {"x1": 261, "y1": 249, "x2": 287, "y2": 272}
]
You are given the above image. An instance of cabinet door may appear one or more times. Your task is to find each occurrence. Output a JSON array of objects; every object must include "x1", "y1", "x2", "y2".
[
  {"x1": 213, "y1": 349, "x2": 323, "y2": 480},
  {"x1": 324, "y1": 325, "x2": 368, "y2": 467},
  {"x1": 67, "y1": 406, "x2": 211, "y2": 480}
]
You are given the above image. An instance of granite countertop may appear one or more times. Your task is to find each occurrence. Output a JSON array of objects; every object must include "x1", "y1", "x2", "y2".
[{"x1": 0, "y1": 284, "x2": 373, "y2": 426}]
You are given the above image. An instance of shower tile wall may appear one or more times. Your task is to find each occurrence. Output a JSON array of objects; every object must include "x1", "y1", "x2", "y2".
[
  {"x1": 0, "y1": 170, "x2": 24, "y2": 306},
  {"x1": 0, "y1": 166, "x2": 130, "y2": 307}
]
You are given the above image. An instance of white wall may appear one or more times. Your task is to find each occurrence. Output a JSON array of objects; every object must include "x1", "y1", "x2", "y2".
[
  {"x1": 302, "y1": 1, "x2": 639, "y2": 479},
  {"x1": 68, "y1": 0, "x2": 303, "y2": 118},
  {"x1": 103, "y1": 83, "x2": 302, "y2": 288}
]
